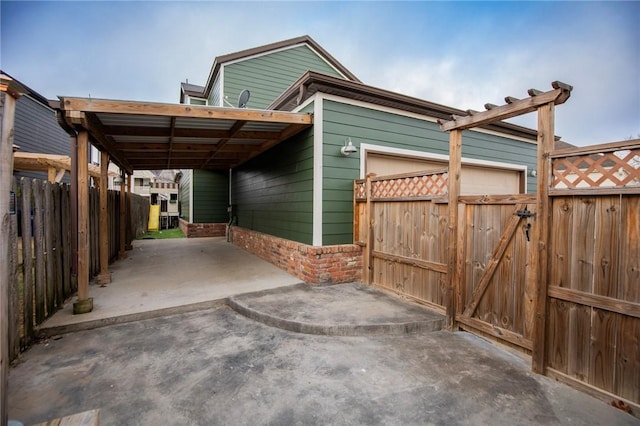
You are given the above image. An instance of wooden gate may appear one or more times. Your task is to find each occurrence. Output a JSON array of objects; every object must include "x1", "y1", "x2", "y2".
[
  {"x1": 456, "y1": 195, "x2": 536, "y2": 351},
  {"x1": 355, "y1": 173, "x2": 536, "y2": 350}
]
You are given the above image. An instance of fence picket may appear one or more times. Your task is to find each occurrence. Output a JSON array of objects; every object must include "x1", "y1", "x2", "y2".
[
  {"x1": 8, "y1": 177, "x2": 20, "y2": 360},
  {"x1": 53, "y1": 184, "x2": 63, "y2": 308},
  {"x1": 44, "y1": 181, "x2": 55, "y2": 316},
  {"x1": 33, "y1": 180, "x2": 45, "y2": 324},
  {"x1": 20, "y1": 178, "x2": 34, "y2": 343},
  {"x1": 61, "y1": 184, "x2": 71, "y2": 298}
]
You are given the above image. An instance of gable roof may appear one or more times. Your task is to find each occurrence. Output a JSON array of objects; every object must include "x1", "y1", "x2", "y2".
[
  {"x1": 202, "y1": 35, "x2": 360, "y2": 100},
  {"x1": 179, "y1": 82, "x2": 206, "y2": 103},
  {"x1": 271, "y1": 71, "x2": 557, "y2": 142}
]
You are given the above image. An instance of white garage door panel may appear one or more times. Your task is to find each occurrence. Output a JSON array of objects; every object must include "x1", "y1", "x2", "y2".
[{"x1": 366, "y1": 153, "x2": 521, "y2": 195}]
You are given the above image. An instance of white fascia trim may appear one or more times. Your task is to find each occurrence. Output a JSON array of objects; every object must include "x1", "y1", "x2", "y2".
[
  {"x1": 292, "y1": 93, "x2": 316, "y2": 113},
  {"x1": 312, "y1": 94, "x2": 324, "y2": 246},
  {"x1": 319, "y1": 93, "x2": 536, "y2": 145},
  {"x1": 224, "y1": 43, "x2": 308, "y2": 67},
  {"x1": 189, "y1": 169, "x2": 194, "y2": 223},
  {"x1": 359, "y1": 143, "x2": 529, "y2": 192},
  {"x1": 218, "y1": 66, "x2": 225, "y2": 107},
  {"x1": 305, "y1": 45, "x2": 351, "y2": 80},
  {"x1": 223, "y1": 42, "x2": 351, "y2": 83}
]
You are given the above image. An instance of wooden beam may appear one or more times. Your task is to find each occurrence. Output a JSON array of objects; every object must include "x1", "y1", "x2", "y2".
[
  {"x1": 103, "y1": 125, "x2": 284, "y2": 140},
  {"x1": 201, "y1": 120, "x2": 246, "y2": 168},
  {"x1": 119, "y1": 172, "x2": 126, "y2": 259},
  {"x1": 166, "y1": 117, "x2": 176, "y2": 169},
  {"x1": 531, "y1": 101, "x2": 555, "y2": 374},
  {"x1": 73, "y1": 130, "x2": 93, "y2": 314},
  {"x1": 439, "y1": 83, "x2": 572, "y2": 131},
  {"x1": 446, "y1": 129, "x2": 462, "y2": 330},
  {"x1": 97, "y1": 151, "x2": 110, "y2": 285},
  {"x1": 82, "y1": 113, "x2": 134, "y2": 174},
  {"x1": 13, "y1": 152, "x2": 101, "y2": 179},
  {"x1": 60, "y1": 97, "x2": 314, "y2": 124}
]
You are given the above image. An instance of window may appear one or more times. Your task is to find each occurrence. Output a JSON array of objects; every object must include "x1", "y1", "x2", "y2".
[{"x1": 170, "y1": 193, "x2": 178, "y2": 203}]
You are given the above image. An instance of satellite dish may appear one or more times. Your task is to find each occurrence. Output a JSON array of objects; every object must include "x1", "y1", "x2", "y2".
[{"x1": 238, "y1": 89, "x2": 250, "y2": 108}]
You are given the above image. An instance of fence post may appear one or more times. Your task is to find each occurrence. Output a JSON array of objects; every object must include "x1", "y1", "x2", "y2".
[
  {"x1": 97, "y1": 151, "x2": 111, "y2": 284},
  {"x1": 531, "y1": 101, "x2": 554, "y2": 374},
  {"x1": 1, "y1": 75, "x2": 24, "y2": 426},
  {"x1": 446, "y1": 129, "x2": 462, "y2": 330},
  {"x1": 73, "y1": 129, "x2": 93, "y2": 314}
]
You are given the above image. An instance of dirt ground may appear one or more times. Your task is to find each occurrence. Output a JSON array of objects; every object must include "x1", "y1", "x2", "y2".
[{"x1": 9, "y1": 307, "x2": 639, "y2": 425}]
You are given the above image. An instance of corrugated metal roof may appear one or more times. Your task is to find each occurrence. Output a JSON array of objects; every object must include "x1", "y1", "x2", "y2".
[{"x1": 58, "y1": 97, "x2": 313, "y2": 173}]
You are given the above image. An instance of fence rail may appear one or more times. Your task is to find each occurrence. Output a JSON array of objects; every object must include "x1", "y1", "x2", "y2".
[{"x1": 7, "y1": 177, "x2": 148, "y2": 360}]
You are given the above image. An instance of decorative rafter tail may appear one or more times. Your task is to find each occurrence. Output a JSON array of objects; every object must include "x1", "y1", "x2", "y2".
[
  {"x1": 484, "y1": 103, "x2": 499, "y2": 110},
  {"x1": 528, "y1": 88, "x2": 543, "y2": 97},
  {"x1": 466, "y1": 109, "x2": 479, "y2": 116},
  {"x1": 504, "y1": 96, "x2": 519, "y2": 104},
  {"x1": 551, "y1": 81, "x2": 573, "y2": 91}
]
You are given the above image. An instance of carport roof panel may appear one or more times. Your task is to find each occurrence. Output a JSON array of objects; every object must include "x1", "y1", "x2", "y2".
[{"x1": 59, "y1": 96, "x2": 313, "y2": 173}]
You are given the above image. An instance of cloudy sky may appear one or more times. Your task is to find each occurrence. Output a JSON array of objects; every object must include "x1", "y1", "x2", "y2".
[{"x1": 1, "y1": 1, "x2": 638, "y2": 146}]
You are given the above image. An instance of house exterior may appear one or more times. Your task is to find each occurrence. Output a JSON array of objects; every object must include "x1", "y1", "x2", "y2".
[
  {"x1": 178, "y1": 36, "x2": 540, "y2": 283},
  {"x1": 149, "y1": 181, "x2": 180, "y2": 229}
]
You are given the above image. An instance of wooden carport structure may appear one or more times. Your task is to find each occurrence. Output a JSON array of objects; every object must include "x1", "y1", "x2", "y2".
[{"x1": 52, "y1": 97, "x2": 313, "y2": 314}]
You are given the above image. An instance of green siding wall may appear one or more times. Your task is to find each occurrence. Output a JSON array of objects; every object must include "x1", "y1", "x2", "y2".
[
  {"x1": 224, "y1": 45, "x2": 345, "y2": 110},
  {"x1": 321, "y1": 100, "x2": 538, "y2": 245},
  {"x1": 179, "y1": 169, "x2": 192, "y2": 222},
  {"x1": 193, "y1": 169, "x2": 229, "y2": 223},
  {"x1": 233, "y1": 127, "x2": 315, "y2": 244}
]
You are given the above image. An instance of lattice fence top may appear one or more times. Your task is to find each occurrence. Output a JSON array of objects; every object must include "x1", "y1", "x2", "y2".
[
  {"x1": 552, "y1": 146, "x2": 640, "y2": 190},
  {"x1": 355, "y1": 170, "x2": 448, "y2": 200}
]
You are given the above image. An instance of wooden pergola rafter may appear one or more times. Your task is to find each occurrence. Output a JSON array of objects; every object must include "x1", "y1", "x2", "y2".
[
  {"x1": 54, "y1": 96, "x2": 313, "y2": 316},
  {"x1": 438, "y1": 81, "x2": 573, "y2": 375}
]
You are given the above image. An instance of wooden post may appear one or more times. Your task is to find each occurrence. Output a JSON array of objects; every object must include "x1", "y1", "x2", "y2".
[
  {"x1": 0, "y1": 77, "x2": 22, "y2": 426},
  {"x1": 70, "y1": 135, "x2": 78, "y2": 292},
  {"x1": 445, "y1": 129, "x2": 462, "y2": 330},
  {"x1": 73, "y1": 129, "x2": 93, "y2": 314},
  {"x1": 126, "y1": 172, "x2": 132, "y2": 250},
  {"x1": 531, "y1": 102, "x2": 554, "y2": 373},
  {"x1": 97, "y1": 151, "x2": 110, "y2": 285},
  {"x1": 119, "y1": 171, "x2": 126, "y2": 259},
  {"x1": 364, "y1": 176, "x2": 372, "y2": 284}
]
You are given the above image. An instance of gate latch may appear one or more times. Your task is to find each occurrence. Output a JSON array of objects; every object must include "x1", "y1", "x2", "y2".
[
  {"x1": 515, "y1": 207, "x2": 536, "y2": 242},
  {"x1": 516, "y1": 207, "x2": 536, "y2": 219}
]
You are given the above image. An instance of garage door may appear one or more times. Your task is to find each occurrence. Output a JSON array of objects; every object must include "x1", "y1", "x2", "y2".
[{"x1": 366, "y1": 153, "x2": 523, "y2": 195}]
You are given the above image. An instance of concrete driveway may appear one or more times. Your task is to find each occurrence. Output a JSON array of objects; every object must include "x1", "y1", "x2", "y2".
[
  {"x1": 9, "y1": 299, "x2": 638, "y2": 425},
  {"x1": 39, "y1": 237, "x2": 302, "y2": 334}
]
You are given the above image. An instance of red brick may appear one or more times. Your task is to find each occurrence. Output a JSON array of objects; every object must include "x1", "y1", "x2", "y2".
[{"x1": 229, "y1": 226, "x2": 363, "y2": 284}]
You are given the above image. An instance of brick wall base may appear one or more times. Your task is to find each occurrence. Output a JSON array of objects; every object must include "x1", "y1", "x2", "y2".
[
  {"x1": 179, "y1": 219, "x2": 227, "y2": 238},
  {"x1": 230, "y1": 226, "x2": 362, "y2": 285}
]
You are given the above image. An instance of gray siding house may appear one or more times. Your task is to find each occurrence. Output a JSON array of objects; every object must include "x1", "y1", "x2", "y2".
[
  {"x1": 178, "y1": 36, "x2": 539, "y2": 250},
  {"x1": 4, "y1": 71, "x2": 75, "y2": 181}
]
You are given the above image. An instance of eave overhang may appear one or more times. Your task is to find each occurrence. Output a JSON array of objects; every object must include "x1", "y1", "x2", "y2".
[{"x1": 57, "y1": 96, "x2": 313, "y2": 174}]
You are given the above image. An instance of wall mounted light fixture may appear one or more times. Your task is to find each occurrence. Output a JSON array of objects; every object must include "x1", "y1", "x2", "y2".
[
  {"x1": 529, "y1": 169, "x2": 537, "y2": 177},
  {"x1": 341, "y1": 138, "x2": 358, "y2": 156}
]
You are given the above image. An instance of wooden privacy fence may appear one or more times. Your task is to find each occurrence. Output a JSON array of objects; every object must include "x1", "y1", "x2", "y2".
[
  {"x1": 6, "y1": 177, "x2": 149, "y2": 360},
  {"x1": 354, "y1": 139, "x2": 640, "y2": 412},
  {"x1": 355, "y1": 172, "x2": 537, "y2": 351},
  {"x1": 354, "y1": 169, "x2": 450, "y2": 313},
  {"x1": 543, "y1": 140, "x2": 639, "y2": 408}
]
